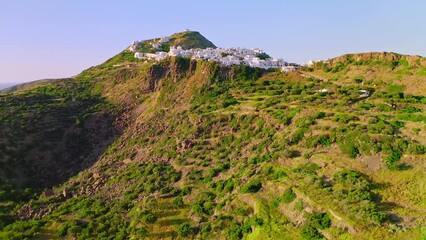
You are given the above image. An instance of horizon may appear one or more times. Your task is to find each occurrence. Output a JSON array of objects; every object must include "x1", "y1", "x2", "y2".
[{"x1": 1, "y1": 0, "x2": 426, "y2": 84}]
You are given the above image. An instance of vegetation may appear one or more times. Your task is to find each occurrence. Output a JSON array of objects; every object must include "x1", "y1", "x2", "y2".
[{"x1": 0, "y1": 35, "x2": 425, "y2": 239}]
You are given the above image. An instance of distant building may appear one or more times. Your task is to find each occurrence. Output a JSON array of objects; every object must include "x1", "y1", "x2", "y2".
[
  {"x1": 134, "y1": 52, "x2": 144, "y2": 59},
  {"x1": 281, "y1": 65, "x2": 299, "y2": 72},
  {"x1": 151, "y1": 42, "x2": 161, "y2": 49},
  {"x1": 306, "y1": 60, "x2": 315, "y2": 66},
  {"x1": 159, "y1": 36, "x2": 169, "y2": 43},
  {"x1": 131, "y1": 42, "x2": 295, "y2": 70}
]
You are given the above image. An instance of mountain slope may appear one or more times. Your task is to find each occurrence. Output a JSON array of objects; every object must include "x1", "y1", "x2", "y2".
[
  {"x1": 168, "y1": 31, "x2": 216, "y2": 49},
  {"x1": 305, "y1": 52, "x2": 426, "y2": 95},
  {"x1": 0, "y1": 78, "x2": 65, "y2": 94},
  {"x1": 0, "y1": 34, "x2": 425, "y2": 240},
  {"x1": 102, "y1": 31, "x2": 216, "y2": 67}
]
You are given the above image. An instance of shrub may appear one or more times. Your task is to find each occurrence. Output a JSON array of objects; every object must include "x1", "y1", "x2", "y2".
[
  {"x1": 281, "y1": 187, "x2": 297, "y2": 203},
  {"x1": 178, "y1": 222, "x2": 193, "y2": 237},
  {"x1": 306, "y1": 134, "x2": 332, "y2": 148},
  {"x1": 340, "y1": 143, "x2": 359, "y2": 158},
  {"x1": 333, "y1": 113, "x2": 358, "y2": 123},
  {"x1": 241, "y1": 180, "x2": 262, "y2": 193},
  {"x1": 283, "y1": 149, "x2": 300, "y2": 158},
  {"x1": 383, "y1": 151, "x2": 402, "y2": 169},
  {"x1": 300, "y1": 224, "x2": 324, "y2": 240},
  {"x1": 354, "y1": 77, "x2": 363, "y2": 83},
  {"x1": 306, "y1": 213, "x2": 331, "y2": 229},
  {"x1": 292, "y1": 163, "x2": 320, "y2": 175},
  {"x1": 173, "y1": 196, "x2": 184, "y2": 207},
  {"x1": 142, "y1": 212, "x2": 157, "y2": 223},
  {"x1": 256, "y1": 53, "x2": 271, "y2": 60},
  {"x1": 227, "y1": 221, "x2": 252, "y2": 240},
  {"x1": 290, "y1": 128, "x2": 308, "y2": 145},
  {"x1": 407, "y1": 143, "x2": 425, "y2": 155},
  {"x1": 295, "y1": 116, "x2": 316, "y2": 128},
  {"x1": 295, "y1": 200, "x2": 304, "y2": 212},
  {"x1": 333, "y1": 170, "x2": 366, "y2": 186}
]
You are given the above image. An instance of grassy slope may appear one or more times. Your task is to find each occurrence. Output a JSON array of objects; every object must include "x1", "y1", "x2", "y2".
[
  {"x1": 0, "y1": 78, "x2": 67, "y2": 94},
  {"x1": 0, "y1": 53, "x2": 425, "y2": 240}
]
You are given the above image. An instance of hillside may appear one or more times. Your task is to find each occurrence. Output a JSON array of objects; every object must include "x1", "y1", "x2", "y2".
[
  {"x1": 168, "y1": 31, "x2": 216, "y2": 49},
  {"x1": 0, "y1": 78, "x2": 66, "y2": 94},
  {"x1": 102, "y1": 31, "x2": 216, "y2": 68},
  {"x1": 0, "y1": 33, "x2": 425, "y2": 240}
]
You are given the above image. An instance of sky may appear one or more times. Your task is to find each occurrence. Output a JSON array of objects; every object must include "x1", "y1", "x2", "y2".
[{"x1": 0, "y1": 0, "x2": 425, "y2": 84}]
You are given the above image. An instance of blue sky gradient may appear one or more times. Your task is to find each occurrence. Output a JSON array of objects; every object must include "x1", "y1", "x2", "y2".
[{"x1": 1, "y1": 0, "x2": 425, "y2": 83}]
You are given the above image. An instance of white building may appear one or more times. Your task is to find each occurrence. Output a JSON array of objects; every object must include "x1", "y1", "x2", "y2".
[
  {"x1": 132, "y1": 43, "x2": 295, "y2": 70},
  {"x1": 168, "y1": 46, "x2": 184, "y2": 56},
  {"x1": 281, "y1": 65, "x2": 299, "y2": 72},
  {"x1": 152, "y1": 42, "x2": 161, "y2": 49},
  {"x1": 134, "y1": 52, "x2": 144, "y2": 59},
  {"x1": 159, "y1": 36, "x2": 169, "y2": 43}
]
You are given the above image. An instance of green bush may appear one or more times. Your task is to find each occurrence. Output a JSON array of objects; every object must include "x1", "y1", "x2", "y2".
[
  {"x1": 295, "y1": 200, "x2": 305, "y2": 212},
  {"x1": 306, "y1": 134, "x2": 332, "y2": 148},
  {"x1": 173, "y1": 196, "x2": 184, "y2": 207},
  {"x1": 281, "y1": 187, "x2": 297, "y2": 203},
  {"x1": 306, "y1": 213, "x2": 331, "y2": 229},
  {"x1": 177, "y1": 222, "x2": 193, "y2": 237},
  {"x1": 383, "y1": 151, "x2": 402, "y2": 169},
  {"x1": 407, "y1": 143, "x2": 425, "y2": 155},
  {"x1": 333, "y1": 113, "x2": 358, "y2": 123},
  {"x1": 142, "y1": 212, "x2": 157, "y2": 223},
  {"x1": 354, "y1": 77, "x2": 363, "y2": 83},
  {"x1": 227, "y1": 221, "x2": 252, "y2": 240},
  {"x1": 241, "y1": 179, "x2": 262, "y2": 193},
  {"x1": 290, "y1": 128, "x2": 308, "y2": 145},
  {"x1": 300, "y1": 224, "x2": 324, "y2": 240},
  {"x1": 340, "y1": 142, "x2": 359, "y2": 158}
]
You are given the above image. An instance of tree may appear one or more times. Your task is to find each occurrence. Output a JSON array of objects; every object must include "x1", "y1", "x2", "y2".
[{"x1": 178, "y1": 222, "x2": 193, "y2": 237}]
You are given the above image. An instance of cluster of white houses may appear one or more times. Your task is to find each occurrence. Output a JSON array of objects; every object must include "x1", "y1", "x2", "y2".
[{"x1": 128, "y1": 38, "x2": 299, "y2": 72}]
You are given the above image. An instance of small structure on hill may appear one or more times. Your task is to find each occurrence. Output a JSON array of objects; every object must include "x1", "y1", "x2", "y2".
[{"x1": 359, "y1": 90, "x2": 370, "y2": 98}]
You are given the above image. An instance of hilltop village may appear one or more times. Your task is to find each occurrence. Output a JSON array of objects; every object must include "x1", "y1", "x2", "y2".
[{"x1": 128, "y1": 34, "x2": 299, "y2": 72}]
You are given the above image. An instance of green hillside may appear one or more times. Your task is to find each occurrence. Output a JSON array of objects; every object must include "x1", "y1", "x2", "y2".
[
  {"x1": 0, "y1": 34, "x2": 425, "y2": 240},
  {"x1": 168, "y1": 31, "x2": 216, "y2": 49},
  {"x1": 0, "y1": 78, "x2": 66, "y2": 94}
]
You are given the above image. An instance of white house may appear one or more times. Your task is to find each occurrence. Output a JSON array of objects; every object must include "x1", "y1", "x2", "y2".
[
  {"x1": 134, "y1": 52, "x2": 144, "y2": 59},
  {"x1": 168, "y1": 46, "x2": 184, "y2": 56},
  {"x1": 281, "y1": 65, "x2": 299, "y2": 72},
  {"x1": 132, "y1": 44, "x2": 295, "y2": 70},
  {"x1": 159, "y1": 36, "x2": 169, "y2": 43},
  {"x1": 152, "y1": 42, "x2": 161, "y2": 49},
  {"x1": 220, "y1": 55, "x2": 241, "y2": 66}
]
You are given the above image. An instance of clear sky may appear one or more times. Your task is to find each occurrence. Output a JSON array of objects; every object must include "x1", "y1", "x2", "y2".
[{"x1": 1, "y1": 0, "x2": 425, "y2": 84}]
